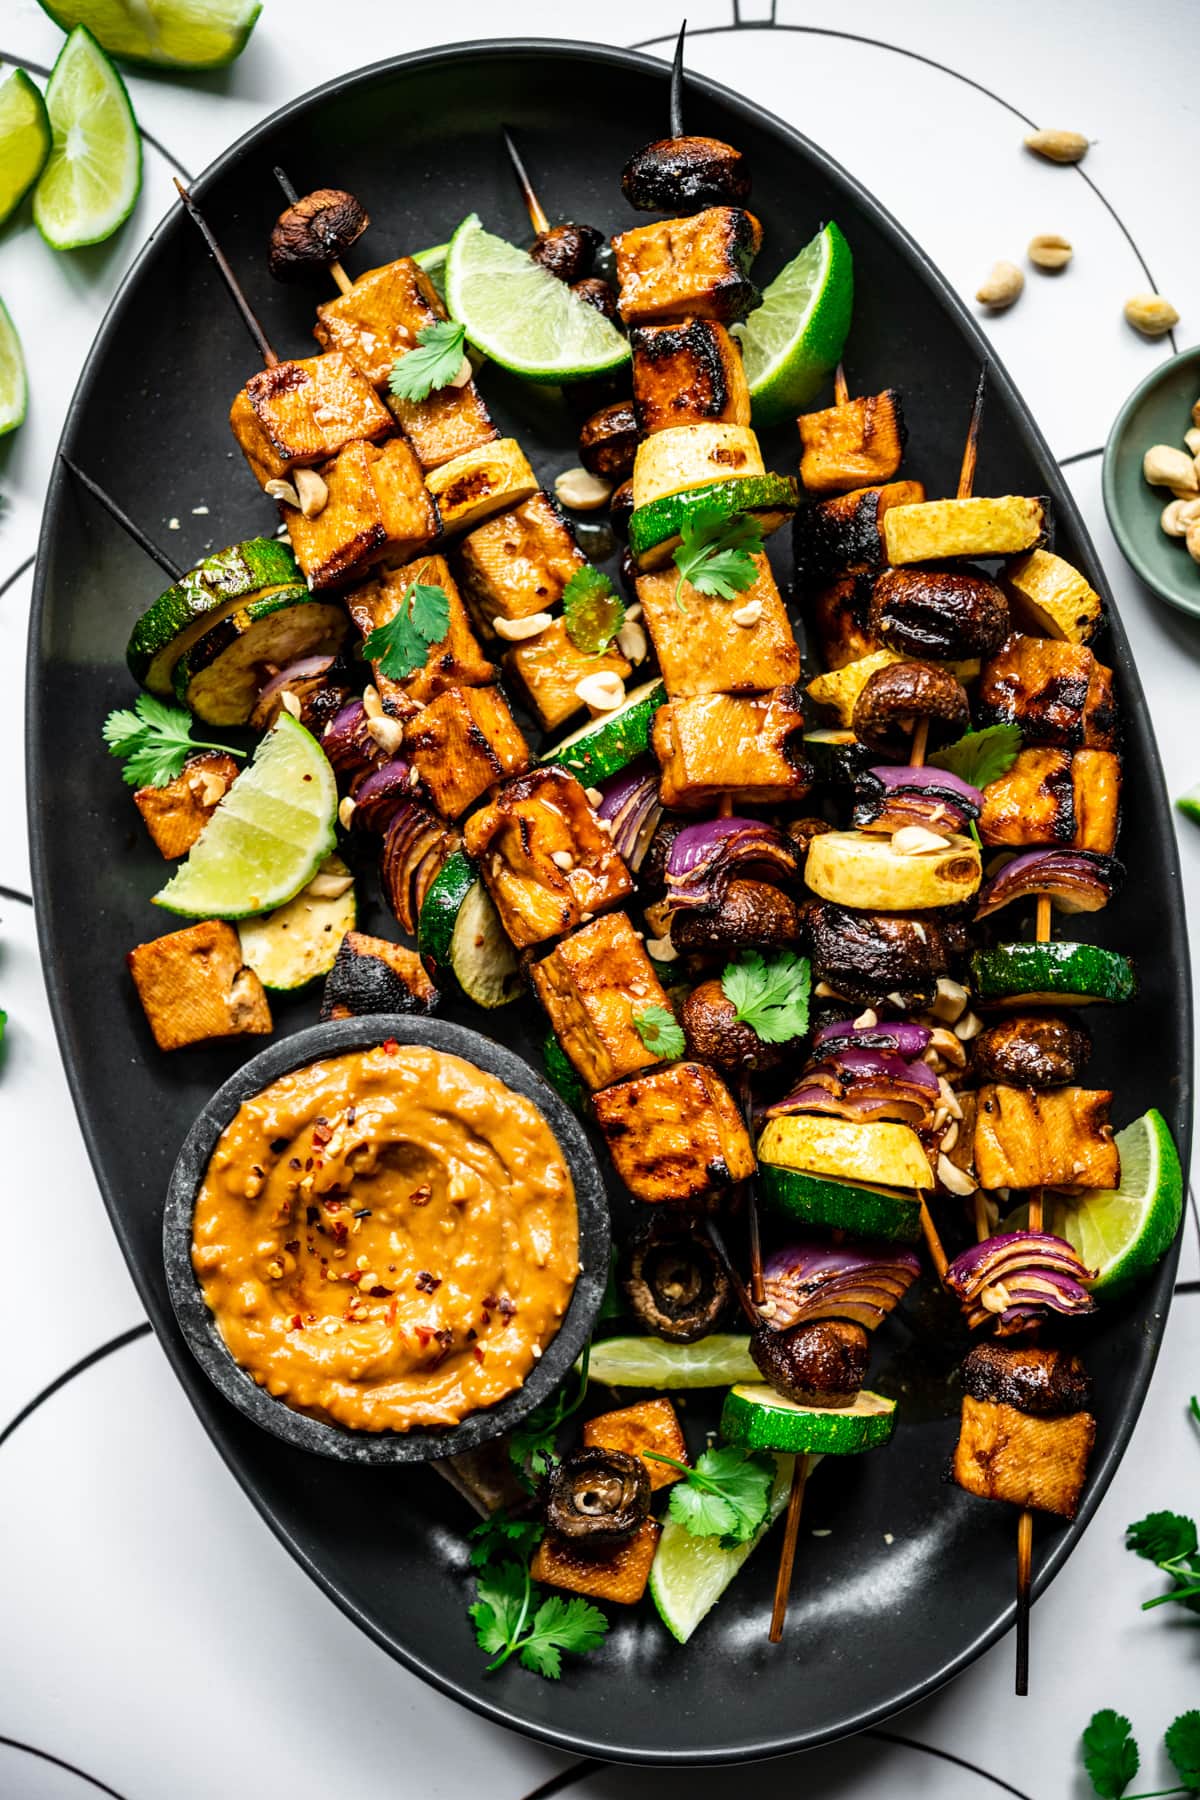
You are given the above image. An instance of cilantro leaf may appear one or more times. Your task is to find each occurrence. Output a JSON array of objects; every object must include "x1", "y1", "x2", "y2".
[
  {"x1": 721, "y1": 948, "x2": 811, "y2": 1045},
  {"x1": 1127, "y1": 1512, "x2": 1198, "y2": 1566},
  {"x1": 633, "y1": 1003, "x2": 685, "y2": 1061},
  {"x1": 563, "y1": 565, "x2": 625, "y2": 654},
  {"x1": 928, "y1": 722, "x2": 1022, "y2": 789},
  {"x1": 469, "y1": 1561, "x2": 530, "y2": 1659},
  {"x1": 408, "y1": 580, "x2": 451, "y2": 644},
  {"x1": 1082, "y1": 1710, "x2": 1140, "y2": 1799},
  {"x1": 518, "y1": 1594, "x2": 608, "y2": 1679},
  {"x1": 361, "y1": 574, "x2": 451, "y2": 681},
  {"x1": 388, "y1": 320, "x2": 467, "y2": 402},
  {"x1": 102, "y1": 692, "x2": 244, "y2": 790},
  {"x1": 672, "y1": 502, "x2": 764, "y2": 607},
  {"x1": 652, "y1": 1444, "x2": 773, "y2": 1544},
  {"x1": 1166, "y1": 1712, "x2": 1200, "y2": 1790},
  {"x1": 507, "y1": 1345, "x2": 589, "y2": 1490},
  {"x1": 468, "y1": 1512, "x2": 544, "y2": 1571}
]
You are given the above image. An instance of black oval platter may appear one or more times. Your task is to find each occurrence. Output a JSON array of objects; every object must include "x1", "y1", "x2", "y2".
[{"x1": 27, "y1": 38, "x2": 1192, "y2": 1766}]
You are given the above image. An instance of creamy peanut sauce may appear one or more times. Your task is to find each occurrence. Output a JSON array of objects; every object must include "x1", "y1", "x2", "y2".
[{"x1": 192, "y1": 1045, "x2": 579, "y2": 1431}]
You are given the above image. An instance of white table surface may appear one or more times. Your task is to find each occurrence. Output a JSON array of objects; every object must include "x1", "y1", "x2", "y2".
[{"x1": 1, "y1": 2, "x2": 1198, "y2": 1795}]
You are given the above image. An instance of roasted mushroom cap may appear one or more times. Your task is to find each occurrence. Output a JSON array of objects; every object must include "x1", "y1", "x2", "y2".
[
  {"x1": 852, "y1": 658, "x2": 970, "y2": 755},
  {"x1": 750, "y1": 1319, "x2": 869, "y2": 1408},
  {"x1": 544, "y1": 1446, "x2": 650, "y2": 1544},
  {"x1": 972, "y1": 1013, "x2": 1091, "y2": 1088},
  {"x1": 682, "y1": 978, "x2": 791, "y2": 1072},
  {"x1": 671, "y1": 879, "x2": 805, "y2": 953},
  {"x1": 530, "y1": 222, "x2": 604, "y2": 284},
  {"x1": 268, "y1": 188, "x2": 369, "y2": 281},
  {"x1": 578, "y1": 400, "x2": 640, "y2": 482},
  {"x1": 961, "y1": 1341, "x2": 1092, "y2": 1416},
  {"x1": 785, "y1": 817, "x2": 834, "y2": 859},
  {"x1": 870, "y1": 566, "x2": 1010, "y2": 662},
  {"x1": 572, "y1": 277, "x2": 619, "y2": 321},
  {"x1": 621, "y1": 1214, "x2": 733, "y2": 1342},
  {"x1": 806, "y1": 900, "x2": 953, "y2": 1008},
  {"x1": 621, "y1": 135, "x2": 751, "y2": 211}
]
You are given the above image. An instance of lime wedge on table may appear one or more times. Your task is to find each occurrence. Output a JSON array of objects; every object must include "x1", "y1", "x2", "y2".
[
  {"x1": 413, "y1": 241, "x2": 448, "y2": 304},
  {"x1": 35, "y1": 0, "x2": 261, "y2": 68},
  {"x1": 33, "y1": 28, "x2": 141, "y2": 249},
  {"x1": 650, "y1": 1454, "x2": 803, "y2": 1644},
  {"x1": 155, "y1": 715, "x2": 337, "y2": 920},
  {"x1": 587, "y1": 1334, "x2": 758, "y2": 1389},
  {"x1": 0, "y1": 299, "x2": 28, "y2": 438},
  {"x1": 734, "y1": 221, "x2": 854, "y2": 427},
  {"x1": 445, "y1": 213, "x2": 630, "y2": 384},
  {"x1": 0, "y1": 69, "x2": 51, "y2": 228},
  {"x1": 1176, "y1": 784, "x2": 1200, "y2": 824}
]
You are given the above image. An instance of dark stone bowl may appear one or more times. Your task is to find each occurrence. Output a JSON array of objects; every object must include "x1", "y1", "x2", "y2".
[{"x1": 162, "y1": 1014, "x2": 610, "y2": 1464}]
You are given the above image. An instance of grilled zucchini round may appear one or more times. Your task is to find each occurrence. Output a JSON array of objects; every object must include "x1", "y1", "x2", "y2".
[
  {"x1": 173, "y1": 588, "x2": 350, "y2": 726},
  {"x1": 628, "y1": 473, "x2": 798, "y2": 571},
  {"x1": 126, "y1": 536, "x2": 303, "y2": 695}
]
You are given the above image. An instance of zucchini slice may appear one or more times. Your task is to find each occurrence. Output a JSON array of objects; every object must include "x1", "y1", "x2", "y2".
[
  {"x1": 174, "y1": 588, "x2": 349, "y2": 726},
  {"x1": 721, "y1": 1385, "x2": 897, "y2": 1456},
  {"x1": 126, "y1": 537, "x2": 301, "y2": 694},
  {"x1": 628, "y1": 473, "x2": 798, "y2": 571},
  {"x1": 805, "y1": 828, "x2": 981, "y2": 911},
  {"x1": 970, "y1": 941, "x2": 1136, "y2": 1008},
  {"x1": 540, "y1": 678, "x2": 665, "y2": 784},
  {"x1": 631, "y1": 423, "x2": 765, "y2": 510},
  {"x1": 449, "y1": 877, "x2": 524, "y2": 1008},
  {"x1": 237, "y1": 856, "x2": 355, "y2": 991},
  {"x1": 758, "y1": 1164, "x2": 922, "y2": 1244},
  {"x1": 416, "y1": 848, "x2": 476, "y2": 972},
  {"x1": 756, "y1": 1115, "x2": 934, "y2": 1191}
]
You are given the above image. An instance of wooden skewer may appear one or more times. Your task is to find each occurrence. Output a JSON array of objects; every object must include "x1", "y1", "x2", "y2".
[
  {"x1": 910, "y1": 716, "x2": 930, "y2": 768},
  {"x1": 957, "y1": 364, "x2": 988, "y2": 501},
  {"x1": 701, "y1": 1215, "x2": 759, "y2": 1329},
  {"x1": 273, "y1": 166, "x2": 353, "y2": 295},
  {"x1": 669, "y1": 18, "x2": 688, "y2": 140},
  {"x1": 500, "y1": 128, "x2": 551, "y2": 238},
  {"x1": 918, "y1": 1192, "x2": 949, "y2": 1280},
  {"x1": 174, "y1": 178, "x2": 280, "y2": 368},
  {"x1": 833, "y1": 361, "x2": 850, "y2": 408},
  {"x1": 769, "y1": 1454, "x2": 809, "y2": 1642},
  {"x1": 59, "y1": 455, "x2": 184, "y2": 582}
]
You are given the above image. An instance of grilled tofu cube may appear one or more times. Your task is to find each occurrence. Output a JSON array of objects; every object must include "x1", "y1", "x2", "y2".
[
  {"x1": 631, "y1": 319, "x2": 751, "y2": 434},
  {"x1": 794, "y1": 480, "x2": 926, "y2": 589},
  {"x1": 583, "y1": 1399, "x2": 688, "y2": 1489},
  {"x1": 312, "y1": 256, "x2": 441, "y2": 388},
  {"x1": 320, "y1": 930, "x2": 438, "y2": 1019},
  {"x1": 229, "y1": 352, "x2": 392, "y2": 482},
  {"x1": 978, "y1": 633, "x2": 1116, "y2": 749},
  {"x1": 425, "y1": 438, "x2": 538, "y2": 536},
  {"x1": 531, "y1": 1517, "x2": 660, "y2": 1605},
  {"x1": 127, "y1": 919, "x2": 272, "y2": 1052},
  {"x1": 798, "y1": 390, "x2": 906, "y2": 495},
  {"x1": 614, "y1": 207, "x2": 763, "y2": 325},
  {"x1": 346, "y1": 553, "x2": 492, "y2": 706},
  {"x1": 464, "y1": 767, "x2": 633, "y2": 948},
  {"x1": 456, "y1": 492, "x2": 587, "y2": 636},
  {"x1": 974, "y1": 1084, "x2": 1120, "y2": 1190},
  {"x1": 592, "y1": 1061, "x2": 756, "y2": 1204},
  {"x1": 979, "y1": 747, "x2": 1120, "y2": 853},
  {"x1": 282, "y1": 436, "x2": 440, "y2": 590},
  {"x1": 134, "y1": 752, "x2": 238, "y2": 859},
  {"x1": 389, "y1": 381, "x2": 497, "y2": 473},
  {"x1": 1073, "y1": 748, "x2": 1121, "y2": 854},
  {"x1": 637, "y1": 553, "x2": 799, "y2": 696},
  {"x1": 652, "y1": 687, "x2": 812, "y2": 810},
  {"x1": 503, "y1": 618, "x2": 632, "y2": 733},
  {"x1": 1002, "y1": 548, "x2": 1103, "y2": 645},
  {"x1": 952, "y1": 1396, "x2": 1095, "y2": 1519},
  {"x1": 810, "y1": 570, "x2": 879, "y2": 669},
  {"x1": 530, "y1": 912, "x2": 670, "y2": 1090},
  {"x1": 403, "y1": 684, "x2": 529, "y2": 819},
  {"x1": 883, "y1": 494, "x2": 1049, "y2": 565}
]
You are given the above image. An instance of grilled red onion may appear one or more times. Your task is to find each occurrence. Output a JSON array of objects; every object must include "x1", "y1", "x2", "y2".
[
  {"x1": 853, "y1": 764, "x2": 982, "y2": 835},
  {"x1": 597, "y1": 757, "x2": 663, "y2": 871},
  {"x1": 381, "y1": 801, "x2": 455, "y2": 935},
  {"x1": 255, "y1": 655, "x2": 336, "y2": 711},
  {"x1": 322, "y1": 700, "x2": 381, "y2": 785},
  {"x1": 767, "y1": 1044, "x2": 939, "y2": 1127},
  {"x1": 662, "y1": 817, "x2": 800, "y2": 916},
  {"x1": 763, "y1": 1240, "x2": 921, "y2": 1333},
  {"x1": 945, "y1": 1231, "x2": 1097, "y2": 1334},
  {"x1": 813, "y1": 1018, "x2": 932, "y2": 1059},
  {"x1": 975, "y1": 849, "x2": 1121, "y2": 920},
  {"x1": 351, "y1": 757, "x2": 418, "y2": 834}
]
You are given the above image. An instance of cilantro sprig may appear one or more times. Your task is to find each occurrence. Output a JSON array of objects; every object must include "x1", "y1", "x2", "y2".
[
  {"x1": 506, "y1": 1344, "x2": 590, "y2": 1490},
  {"x1": 470, "y1": 1558, "x2": 608, "y2": 1679},
  {"x1": 672, "y1": 501, "x2": 764, "y2": 608},
  {"x1": 102, "y1": 693, "x2": 245, "y2": 790},
  {"x1": 633, "y1": 1002, "x2": 685, "y2": 1061},
  {"x1": 647, "y1": 1444, "x2": 774, "y2": 1545},
  {"x1": 563, "y1": 564, "x2": 625, "y2": 654},
  {"x1": 721, "y1": 948, "x2": 811, "y2": 1045},
  {"x1": 928, "y1": 722, "x2": 1022, "y2": 789},
  {"x1": 360, "y1": 570, "x2": 451, "y2": 681},
  {"x1": 388, "y1": 320, "x2": 467, "y2": 403},
  {"x1": 1082, "y1": 1708, "x2": 1200, "y2": 1798},
  {"x1": 1126, "y1": 1509, "x2": 1200, "y2": 1613}
]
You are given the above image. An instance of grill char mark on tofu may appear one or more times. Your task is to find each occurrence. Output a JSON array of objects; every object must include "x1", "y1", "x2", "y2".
[
  {"x1": 590, "y1": 1061, "x2": 755, "y2": 1204},
  {"x1": 978, "y1": 632, "x2": 1117, "y2": 749},
  {"x1": 531, "y1": 1517, "x2": 660, "y2": 1605},
  {"x1": 797, "y1": 389, "x2": 906, "y2": 495},
  {"x1": 973, "y1": 1082, "x2": 1119, "y2": 1189},
  {"x1": 127, "y1": 920, "x2": 272, "y2": 1053},
  {"x1": 281, "y1": 436, "x2": 440, "y2": 591},
  {"x1": 402, "y1": 685, "x2": 529, "y2": 819},
  {"x1": 530, "y1": 912, "x2": 670, "y2": 1091},
  {"x1": 651, "y1": 686, "x2": 813, "y2": 810},
  {"x1": 979, "y1": 747, "x2": 1120, "y2": 853},
  {"x1": 582, "y1": 1399, "x2": 688, "y2": 1490},
  {"x1": 809, "y1": 569, "x2": 879, "y2": 669},
  {"x1": 961, "y1": 1343, "x2": 1093, "y2": 1416},
  {"x1": 319, "y1": 930, "x2": 438, "y2": 1021},
  {"x1": 952, "y1": 1395, "x2": 1095, "y2": 1519},
  {"x1": 794, "y1": 480, "x2": 927, "y2": 591},
  {"x1": 230, "y1": 351, "x2": 392, "y2": 481},
  {"x1": 630, "y1": 319, "x2": 752, "y2": 433},
  {"x1": 346, "y1": 553, "x2": 492, "y2": 706},
  {"x1": 614, "y1": 207, "x2": 763, "y2": 325}
]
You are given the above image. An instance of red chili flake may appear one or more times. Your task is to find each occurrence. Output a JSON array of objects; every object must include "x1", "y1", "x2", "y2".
[
  {"x1": 304, "y1": 1157, "x2": 313, "y2": 1172},
  {"x1": 414, "y1": 1325, "x2": 433, "y2": 1347},
  {"x1": 408, "y1": 1184, "x2": 432, "y2": 1207},
  {"x1": 414, "y1": 1270, "x2": 441, "y2": 1293},
  {"x1": 382, "y1": 1038, "x2": 400, "y2": 1055},
  {"x1": 283, "y1": 1240, "x2": 300, "y2": 1255},
  {"x1": 324, "y1": 1198, "x2": 344, "y2": 1213},
  {"x1": 472, "y1": 1347, "x2": 485, "y2": 1363},
  {"x1": 482, "y1": 1293, "x2": 499, "y2": 1310},
  {"x1": 346, "y1": 1270, "x2": 363, "y2": 1285},
  {"x1": 386, "y1": 1300, "x2": 397, "y2": 1325},
  {"x1": 368, "y1": 1285, "x2": 392, "y2": 1298},
  {"x1": 332, "y1": 1223, "x2": 349, "y2": 1244},
  {"x1": 498, "y1": 1296, "x2": 518, "y2": 1319},
  {"x1": 434, "y1": 1327, "x2": 453, "y2": 1347},
  {"x1": 289, "y1": 1314, "x2": 303, "y2": 1330},
  {"x1": 312, "y1": 1124, "x2": 332, "y2": 1148},
  {"x1": 480, "y1": 1311, "x2": 491, "y2": 1328}
]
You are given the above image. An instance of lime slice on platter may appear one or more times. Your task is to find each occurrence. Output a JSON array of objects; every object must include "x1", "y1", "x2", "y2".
[
  {"x1": 413, "y1": 241, "x2": 449, "y2": 304},
  {"x1": 35, "y1": 0, "x2": 261, "y2": 68},
  {"x1": 734, "y1": 220, "x2": 854, "y2": 427},
  {"x1": 0, "y1": 68, "x2": 51, "y2": 228},
  {"x1": 0, "y1": 299, "x2": 28, "y2": 438},
  {"x1": 586, "y1": 1333, "x2": 758, "y2": 1389},
  {"x1": 33, "y1": 27, "x2": 141, "y2": 250},
  {"x1": 154, "y1": 713, "x2": 337, "y2": 920},
  {"x1": 445, "y1": 212, "x2": 630, "y2": 384}
]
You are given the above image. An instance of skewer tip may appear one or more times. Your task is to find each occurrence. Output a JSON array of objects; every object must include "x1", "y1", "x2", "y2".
[
  {"x1": 272, "y1": 165, "x2": 299, "y2": 207},
  {"x1": 500, "y1": 125, "x2": 550, "y2": 237},
  {"x1": 669, "y1": 19, "x2": 688, "y2": 140}
]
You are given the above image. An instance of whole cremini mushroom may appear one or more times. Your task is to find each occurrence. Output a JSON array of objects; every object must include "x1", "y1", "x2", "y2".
[
  {"x1": 852, "y1": 658, "x2": 970, "y2": 756},
  {"x1": 544, "y1": 1447, "x2": 650, "y2": 1545},
  {"x1": 268, "y1": 187, "x2": 370, "y2": 281},
  {"x1": 621, "y1": 1214, "x2": 733, "y2": 1342}
]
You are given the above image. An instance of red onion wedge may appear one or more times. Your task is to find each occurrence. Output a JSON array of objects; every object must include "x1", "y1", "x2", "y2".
[
  {"x1": 351, "y1": 757, "x2": 419, "y2": 834},
  {"x1": 255, "y1": 654, "x2": 335, "y2": 711},
  {"x1": 945, "y1": 1231, "x2": 1097, "y2": 1333},
  {"x1": 767, "y1": 1044, "x2": 939, "y2": 1127},
  {"x1": 853, "y1": 764, "x2": 983, "y2": 836},
  {"x1": 666, "y1": 817, "x2": 800, "y2": 900},
  {"x1": 975, "y1": 849, "x2": 1121, "y2": 919},
  {"x1": 596, "y1": 757, "x2": 663, "y2": 871},
  {"x1": 381, "y1": 801, "x2": 458, "y2": 935},
  {"x1": 322, "y1": 700, "x2": 381, "y2": 785},
  {"x1": 762, "y1": 1240, "x2": 921, "y2": 1332},
  {"x1": 813, "y1": 1018, "x2": 933, "y2": 1059}
]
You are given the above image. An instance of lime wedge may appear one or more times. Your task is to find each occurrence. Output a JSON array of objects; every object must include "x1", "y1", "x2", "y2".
[
  {"x1": 1176, "y1": 784, "x2": 1200, "y2": 825},
  {"x1": 445, "y1": 212, "x2": 629, "y2": 385},
  {"x1": 650, "y1": 1454, "x2": 805, "y2": 1643},
  {"x1": 587, "y1": 1333, "x2": 758, "y2": 1389},
  {"x1": 0, "y1": 69, "x2": 51, "y2": 228},
  {"x1": 0, "y1": 298, "x2": 28, "y2": 438},
  {"x1": 413, "y1": 241, "x2": 448, "y2": 305},
  {"x1": 33, "y1": 27, "x2": 141, "y2": 250},
  {"x1": 35, "y1": 0, "x2": 261, "y2": 68},
  {"x1": 734, "y1": 221, "x2": 854, "y2": 427},
  {"x1": 154, "y1": 714, "x2": 337, "y2": 920}
]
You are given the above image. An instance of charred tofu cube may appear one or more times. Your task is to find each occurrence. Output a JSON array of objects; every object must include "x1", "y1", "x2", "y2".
[
  {"x1": 229, "y1": 352, "x2": 392, "y2": 482},
  {"x1": 810, "y1": 570, "x2": 879, "y2": 670},
  {"x1": 793, "y1": 480, "x2": 926, "y2": 590},
  {"x1": 979, "y1": 747, "x2": 1120, "y2": 854},
  {"x1": 978, "y1": 633, "x2": 1116, "y2": 749},
  {"x1": 320, "y1": 930, "x2": 438, "y2": 1020},
  {"x1": 282, "y1": 437, "x2": 440, "y2": 591},
  {"x1": 952, "y1": 1396, "x2": 1095, "y2": 1519},
  {"x1": 631, "y1": 319, "x2": 751, "y2": 434},
  {"x1": 312, "y1": 256, "x2": 438, "y2": 386},
  {"x1": 134, "y1": 752, "x2": 238, "y2": 859},
  {"x1": 637, "y1": 553, "x2": 799, "y2": 696},
  {"x1": 531, "y1": 1517, "x2": 660, "y2": 1605},
  {"x1": 652, "y1": 687, "x2": 812, "y2": 810},
  {"x1": 389, "y1": 381, "x2": 498, "y2": 473},
  {"x1": 346, "y1": 553, "x2": 492, "y2": 706},
  {"x1": 403, "y1": 684, "x2": 529, "y2": 819},
  {"x1": 583, "y1": 1399, "x2": 688, "y2": 1490},
  {"x1": 463, "y1": 768, "x2": 633, "y2": 948},
  {"x1": 1002, "y1": 548, "x2": 1103, "y2": 645},
  {"x1": 127, "y1": 920, "x2": 272, "y2": 1052},
  {"x1": 883, "y1": 494, "x2": 1049, "y2": 566},
  {"x1": 591, "y1": 1062, "x2": 755, "y2": 1204},
  {"x1": 504, "y1": 618, "x2": 633, "y2": 733},
  {"x1": 973, "y1": 1084, "x2": 1120, "y2": 1190},
  {"x1": 614, "y1": 208, "x2": 763, "y2": 325},
  {"x1": 798, "y1": 390, "x2": 906, "y2": 495},
  {"x1": 1073, "y1": 748, "x2": 1121, "y2": 854},
  {"x1": 456, "y1": 492, "x2": 586, "y2": 636},
  {"x1": 425, "y1": 439, "x2": 538, "y2": 537},
  {"x1": 530, "y1": 912, "x2": 670, "y2": 1090}
]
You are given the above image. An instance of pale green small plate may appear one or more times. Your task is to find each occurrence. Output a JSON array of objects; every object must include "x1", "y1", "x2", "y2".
[{"x1": 1103, "y1": 344, "x2": 1200, "y2": 619}]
